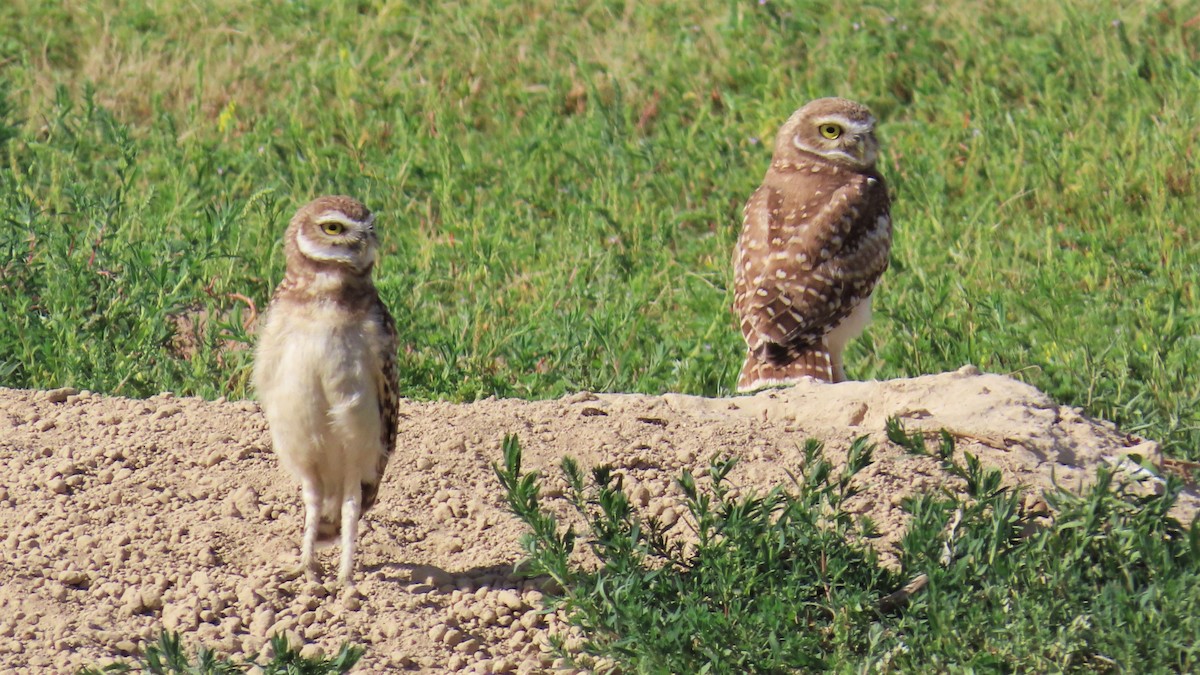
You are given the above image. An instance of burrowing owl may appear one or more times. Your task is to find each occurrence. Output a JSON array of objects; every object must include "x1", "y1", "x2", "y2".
[
  {"x1": 733, "y1": 97, "x2": 892, "y2": 391},
  {"x1": 253, "y1": 195, "x2": 399, "y2": 585}
]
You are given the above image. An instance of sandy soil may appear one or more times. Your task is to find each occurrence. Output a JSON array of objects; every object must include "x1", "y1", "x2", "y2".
[{"x1": 0, "y1": 366, "x2": 1192, "y2": 673}]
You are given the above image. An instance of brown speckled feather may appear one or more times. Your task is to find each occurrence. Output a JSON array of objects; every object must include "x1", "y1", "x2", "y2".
[
  {"x1": 362, "y1": 301, "x2": 398, "y2": 513},
  {"x1": 735, "y1": 171, "x2": 890, "y2": 352}
]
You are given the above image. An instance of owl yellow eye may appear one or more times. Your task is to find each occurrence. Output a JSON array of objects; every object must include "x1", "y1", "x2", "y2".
[
  {"x1": 320, "y1": 222, "x2": 345, "y2": 236},
  {"x1": 819, "y1": 123, "x2": 842, "y2": 140}
]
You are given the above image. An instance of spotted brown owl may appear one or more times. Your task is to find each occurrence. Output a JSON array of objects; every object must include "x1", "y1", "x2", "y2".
[
  {"x1": 253, "y1": 196, "x2": 399, "y2": 586},
  {"x1": 733, "y1": 98, "x2": 892, "y2": 391}
]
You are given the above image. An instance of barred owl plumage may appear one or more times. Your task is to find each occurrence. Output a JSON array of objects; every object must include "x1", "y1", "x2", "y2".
[
  {"x1": 733, "y1": 98, "x2": 892, "y2": 391},
  {"x1": 253, "y1": 195, "x2": 399, "y2": 586}
]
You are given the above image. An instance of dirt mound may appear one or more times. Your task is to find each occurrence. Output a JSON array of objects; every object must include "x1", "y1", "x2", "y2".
[{"x1": 0, "y1": 366, "x2": 1190, "y2": 673}]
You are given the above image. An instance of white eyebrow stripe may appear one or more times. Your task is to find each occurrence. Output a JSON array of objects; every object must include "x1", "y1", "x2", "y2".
[
  {"x1": 816, "y1": 117, "x2": 874, "y2": 135},
  {"x1": 314, "y1": 212, "x2": 370, "y2": 229}
]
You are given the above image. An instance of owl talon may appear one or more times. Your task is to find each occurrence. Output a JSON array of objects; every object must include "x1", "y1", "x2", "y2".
[
  {"x1": 303, "y1": 561, "x2": 324, "y2": 582},
  {"x1": 277, "y1": 557, "x2": 320, "y2": 581},
  {"x1": 279, "y1": 551, "x2": 324, "y2": 581}
]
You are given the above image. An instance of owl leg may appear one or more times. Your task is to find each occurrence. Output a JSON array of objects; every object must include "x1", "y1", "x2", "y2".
[
  {"x1": 337, "y1": 476, "x2": 363, "y2": 586},
  {"x1": 826, "y1": 295, "x2": 873, "y2": 383},
  {"x1": 830, "y1": 347, "x2": 847, "y2": 383},
  {"x1": 299, "y1": 478, "x2": 323, "y2": 580}
]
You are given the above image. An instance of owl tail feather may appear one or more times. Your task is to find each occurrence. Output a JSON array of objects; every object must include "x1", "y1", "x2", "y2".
[
  {"x1": 313, "y1": 479, "x2": 380, "y2": 545},
  {"x1": 737, "y1": 340, "x2": 836, "y2": 393}
]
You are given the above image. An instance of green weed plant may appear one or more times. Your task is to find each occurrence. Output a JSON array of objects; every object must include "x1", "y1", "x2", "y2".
[
  {"x1": 77, "y1": 631, "x2": 361, "y2": 675},
  {"x1": 497, "y1": 430, "x2": 1200, "y2": 673}
]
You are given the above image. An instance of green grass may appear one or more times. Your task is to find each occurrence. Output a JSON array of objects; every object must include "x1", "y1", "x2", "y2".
[
  {"x1": 0, "y1": 1, "x2": 1196, "y2": 456},
  {"x1": 78, "y1": 631, "x2": 361, "y2": 675},
  {"x1": 497, "y1": 431, "x2": 1200, "y2": 673}
]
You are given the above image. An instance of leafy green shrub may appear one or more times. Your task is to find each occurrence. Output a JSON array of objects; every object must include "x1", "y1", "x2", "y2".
[
  {"x1": 497, "y1": 430, "x2": 1200, "y2": 673},
  {"x1": 891, "y1": 419, "x2": 1200, "y2": 672},
  {"x1": 496, "y1": 433, "x2": 901, "y2": 672}
]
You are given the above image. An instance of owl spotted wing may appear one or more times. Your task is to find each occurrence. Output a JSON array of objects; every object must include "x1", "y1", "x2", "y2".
[
  {"x1": 735, "y1": 173, "x2": 891, "y2": 365},
  {"x1": 361, "y1": 298, "x2": 399, "y2": 514}
]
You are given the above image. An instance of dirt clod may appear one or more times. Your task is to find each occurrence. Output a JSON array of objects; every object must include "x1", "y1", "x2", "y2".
[{"x1": 45, "y1": 388, "x2": 80, "y2": 404}]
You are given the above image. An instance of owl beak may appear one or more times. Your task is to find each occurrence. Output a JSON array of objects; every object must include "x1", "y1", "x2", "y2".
[
  {"x1": 350, "y1": 243, "x2": 378, "y2": 273},
  {"x1": 853, "y1": 135, "x2": 879, "y2": 165}
]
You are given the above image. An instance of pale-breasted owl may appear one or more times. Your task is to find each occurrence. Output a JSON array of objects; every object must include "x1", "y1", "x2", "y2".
[
  {"x1": 253, "y1": 195, "x2": 399, "y2": 586},
  {"x1": 733, "y1": 97, "x2": 892, "y2": 391}
]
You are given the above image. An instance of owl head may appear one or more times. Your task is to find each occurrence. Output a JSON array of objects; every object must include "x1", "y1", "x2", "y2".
[
  {"x1": 284, "y1": 196, "x2": 378, "y2": 276},
  {"x1": 778, "y1": 97, "x2": 880, "y2": 171}
]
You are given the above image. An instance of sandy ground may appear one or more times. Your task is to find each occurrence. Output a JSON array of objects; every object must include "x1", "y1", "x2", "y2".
[{"x1": 0, "y1": 365, "x2": 1192, "y2": 673}]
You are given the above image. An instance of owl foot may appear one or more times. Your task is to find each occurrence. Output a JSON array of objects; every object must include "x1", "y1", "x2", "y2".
[{"x1": 280, "y1": 553, "x2": 324, "y2": 581}]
